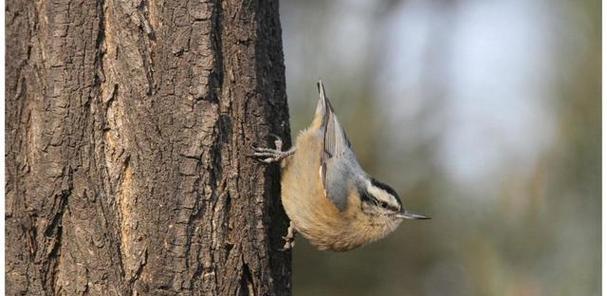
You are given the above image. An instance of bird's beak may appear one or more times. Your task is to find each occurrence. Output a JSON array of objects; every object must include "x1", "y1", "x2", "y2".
[{"x1": 396, "y1": 211, "x2": 430, "y2": 220}]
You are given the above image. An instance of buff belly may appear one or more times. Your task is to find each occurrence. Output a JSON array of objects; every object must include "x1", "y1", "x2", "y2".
[{"x1": 279, "y1": 129, "x2": 402, "y2": 251}]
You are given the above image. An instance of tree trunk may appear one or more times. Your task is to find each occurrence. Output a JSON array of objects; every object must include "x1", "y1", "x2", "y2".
[{"x1": 6, "y1": 0, "x2": 292, "y2": 295}]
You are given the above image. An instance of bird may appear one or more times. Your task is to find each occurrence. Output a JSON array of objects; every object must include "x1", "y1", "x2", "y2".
[{"x1": 252, "y1": 80, "x2": 429, "y2": 252}]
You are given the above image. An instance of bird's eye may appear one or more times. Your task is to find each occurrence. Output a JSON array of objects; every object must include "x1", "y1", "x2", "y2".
[{"x1": 379, "y1": 201, "x2": 388, "y2": 209}]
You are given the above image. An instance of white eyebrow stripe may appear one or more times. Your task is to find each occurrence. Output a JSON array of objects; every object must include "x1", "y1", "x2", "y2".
[{"x1": 366, "y1": 184, "x2": 399, "y2": 208}]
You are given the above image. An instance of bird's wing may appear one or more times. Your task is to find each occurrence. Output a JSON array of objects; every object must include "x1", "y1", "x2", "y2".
[{"x1": 317, "y1": 81, "x2": 355, "y2": 211}]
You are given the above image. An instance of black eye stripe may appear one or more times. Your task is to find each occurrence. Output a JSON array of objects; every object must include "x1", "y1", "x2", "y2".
[
  {"x1": 360, "y1": 189, "x2": 401, "y2": 212},
  {"x1": 380, "y1": 201, "x2": 399, "y2": 211},
  {"x1": 370, "y1": 178, "x2": 402, "y2": 207},
  {"x1": 360, "y1": 190, "x2": 375, "y2": 204}
]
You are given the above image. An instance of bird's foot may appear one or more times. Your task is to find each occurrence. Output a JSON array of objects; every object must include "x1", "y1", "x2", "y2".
[
  {"x1": 280, "y1": 221, "x2": 297, "y2": 251},
  {"x1": 251, "y1": 134, "x2": 295, "y2": 163}
]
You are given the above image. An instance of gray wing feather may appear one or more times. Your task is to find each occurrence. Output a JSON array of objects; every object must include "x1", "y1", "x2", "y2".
[{"x1": 320, "y1": 99, "x2": 359, "y2": 211}]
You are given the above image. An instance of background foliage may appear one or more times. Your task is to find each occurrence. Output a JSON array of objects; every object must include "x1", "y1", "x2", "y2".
[{"x1": 280, "y1": 0, "x2": 601, "y2": 295}]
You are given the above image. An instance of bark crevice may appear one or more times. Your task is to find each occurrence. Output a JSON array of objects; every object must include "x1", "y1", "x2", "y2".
[{"x1": 7, "y1": 0, "x2": 292, "y2": 295}]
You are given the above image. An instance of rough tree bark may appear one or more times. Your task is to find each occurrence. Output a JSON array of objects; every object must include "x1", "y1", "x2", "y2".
[{"x1": 6, "y1": 0, "x2": 292, "y2": 295}]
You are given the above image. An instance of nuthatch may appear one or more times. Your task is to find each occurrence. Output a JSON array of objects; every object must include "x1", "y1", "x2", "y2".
[{"x1": 253, "y1": 81, "x2": 429, "y2": 252}]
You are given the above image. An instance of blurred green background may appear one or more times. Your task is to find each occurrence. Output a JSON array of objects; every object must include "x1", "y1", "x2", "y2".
[{"x1": 279, "y1": 0, "x2": 601, "y2": 295}]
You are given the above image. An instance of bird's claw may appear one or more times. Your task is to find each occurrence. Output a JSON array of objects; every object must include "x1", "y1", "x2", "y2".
[
  {"x1": 251, "y1": 134, "x2": 295, "y2": 163},
  {"x1": 279, "y1": 221, "x2": 296, "y2": 251}
]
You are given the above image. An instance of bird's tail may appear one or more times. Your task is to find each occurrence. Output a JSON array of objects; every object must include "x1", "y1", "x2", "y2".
[{"x1": 313, "y1": 80, "x2": 334, "y2": 129}]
